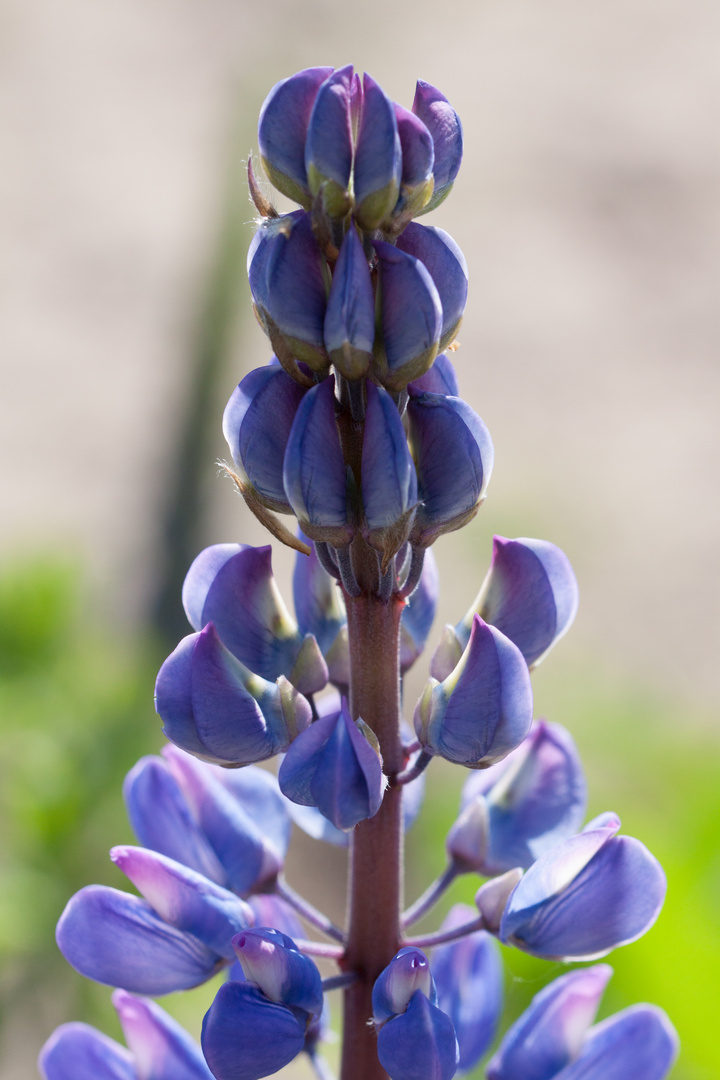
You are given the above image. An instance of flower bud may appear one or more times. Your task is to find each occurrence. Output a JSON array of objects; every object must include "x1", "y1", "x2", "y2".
[
  {"x1": 56, "y1": 886, "x2": 223, "y2": 995},
  {"x1": 457, "y1": 720, "x2": 587, "y2": 875},
  {"x1": 396, "y1": 223, "x2": 468, "y2": 351},
  {"x1": 445, "y1": 796, "x2": 490, "y2": 872},
  {"x1": 500, "y1": 815, "x2": 667, "y2": 960},
  {"x1": 283, "y1": 375, "x2": 354, "y2": 546},
  {"x1": 232, "y1": 927, "x2": 323, "y2": 1015},
  {"x1": 433, "y1": 904, "x2": 503, "y2": 1073},
  {"x1": 292, "y1": 534, "x2": 346, "y2": 656},
  {"x1": 474, "y1": 868, "x2": 523, "y2": 933},
  {"x1": 250, "y1": 212, "x2": 330, "y2": 374},
  {"x1": 258, "y1": 67, "x2": 333, "y2": 206},
  {"x1": 323, "y1": 225, "x2": 375, "y2": 379},
  {"x1": 399, "y1": 546, "x2": 438, "y2": 672},
  {"x1": 409, "y1": 351, "x2": 459, "y2": 396},
  {"x1": 412, "y1": 81, "x2": 463, "y2": 213},
  {"x1": 372, "y1": 946, "x2": 435, "y2": 1026},
  {"x1": 377, "y1": 991, "x2": 459, "y2": 1080},
  {"x1": 389, "y1": 104, "x2": 435, "y2": 225},
  {"x1": 110, "y1": 847, "x2": 253, "y2": 960},
  {"x1": 414, "y1": 614, "x2": 533, "y2": 768},
  {"x1": 279, "y1": 698, "x2": 385, "y2": 830},
  {"x1": 222, "y1": 363, "x2": 307, "y2": 513},
  {"x1": 182, "y1": 543, "x2": 327, "y2": 695},
  {"x1": 354, "y1": 74, "x2": 402, "y2": 230},
  {"x1": 434, "y1": 536, "x2": 579, "y2": 679},
  {"x1": 305, "y1": 66, "x2": 354, "y2": 220},
  {"x1": 155, "y1": 624, "x2": 312, "y2": 766},
  {"x1": 373, "y1": 241, "x2": 442, "y2": 392},
  {"x1": 361, "y1": 381, "x2": 418, "y2": 565},
  {"x1": 407, "y1": 388, "x2": 494, "y2": 545},
  {"x1": 486, "y1": 965, "x2": 612, "y2": 1080}
]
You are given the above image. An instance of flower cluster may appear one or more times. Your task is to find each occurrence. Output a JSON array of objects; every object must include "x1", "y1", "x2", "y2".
[{"x1": 41, "y1": 65, "x2": 678, "y2": 1080}]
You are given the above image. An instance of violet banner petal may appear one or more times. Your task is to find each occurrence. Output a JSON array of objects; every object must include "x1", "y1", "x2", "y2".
[
  {"x1": 110, "y1": 847, "x2": 253, "y2": 960},
  {"x1": 461, "y1": 721, "x2": 587, "y2": 874},
  {"x1": 555, "y1": 1004, "x2": 678, "y2": 1080},
  {"x1": 56, "y1": 886, "x2": 221, "y2": 994},
  {"x1": 232, "y1": 927, "x2": 323, "y2": 1016},
  {"x1": 373, "y1": 947, "x2": 435, "y2": 1025},
  {"x1": 412, "y1": 81, "x2": 463, "y2": 212},
  {"x1": 377, "y1": 990, "x2": 459, "y2": 1080},
  {"x1": 201, "y1": 982, "x2": 306, "y2": 1080},
  {"x1": 396, "y1": 223, "x2": 468, "y2": 350},
  {"x1": 486, "y1": 965, "x2": 612, "y2": 1080},
  {"x1": 123, "y1": 755, "x2": 225, "y2": 885},
  {"x1": 222, "y1": 364, "x2": 307, "y2": 512},
  {"x1": 112, "y1": 990, "x2": 213, "y2": 1080},
  {"x1": 354, "y1": 74, "x2": 402, "y2": 230},
  {"x1": 433, "y1": 904, "x2": 503, "y2": 1074},
  {"x1": 39, "y1": 1023, "x2": 136, "y2": 1080},
  {"x1": 258, "y1": 67, "x2": 333, "y2": 205}
]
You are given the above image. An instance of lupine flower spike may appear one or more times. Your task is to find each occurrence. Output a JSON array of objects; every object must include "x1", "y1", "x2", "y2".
[{"x1": 44, "y1": 64, "x2": 676, "y2": 1080}]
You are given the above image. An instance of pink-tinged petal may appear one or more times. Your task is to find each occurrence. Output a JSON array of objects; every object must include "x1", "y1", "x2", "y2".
[
  {"x1": 112, "y1": 990, "x2": 213, "y2": 1080},
  {"x1": 372, "y1": 947, "x2": 435, "y2": 1026},
  {"x1": 558, "y1": 1004, "x2": 679, "y2": 1080},
  {"x1": 56, "y1": 886, "x2": 221, "y2": 994},
  {"x1": 39, "y1": 1023, "x2": 135, "y2": 1080},
  {"x1": 486, "y1": 965, "x2": 613, "y2": 1080},
  {"x1": 232, "y1": 927, "x2": 323, "y2": 1016},
  {"x1": 258, "y1": 67, "x2": 333, "y2": 205}
]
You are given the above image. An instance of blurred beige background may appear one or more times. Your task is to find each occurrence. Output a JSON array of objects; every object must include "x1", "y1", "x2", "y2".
[{"x1": 0, "y1": 0, "x2": 718, "y2": 1075}]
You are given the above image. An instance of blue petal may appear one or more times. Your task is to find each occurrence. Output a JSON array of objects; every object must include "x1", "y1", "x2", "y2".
[
  {"x1": 232, "y1": 927, "x2": 323, "y2": 1015},
  {"x1": 412, "y1": 81, "x2": 463, "y2": 212},
  {"x1": 400, "y1": 547, "x2": 439, "y2": 671},
  {"x1": 409, "y1": 353, "x2": 459, "y2": 396},
  {"x1": 396, "y1": 223, "x2": 468, "y2": 349},
  {"x1": 305, "y1": 66, "x2": 354, "y2": 196},
  {"x1": 461, "y1": 721, "x2": 587, "y2": 873},
  {"x1": 123, "y1": 755, "x2": 225, "y2": 885},
  {"x1": 249, "y1": 895, "x2": 305, "y2": 941},
  {"x1": 209, "y1": 759, "x2": 292, "y2": 866},
  {"x1": 558, "y1": 1005, "x2": 678, "y2": 1080},
  {"x1": 182, "y1": 544, "x2": 304, "y2": 683},
  {"x1": 486, "y1": 965, "x2": 612, "y2": 1080},
  {"x1": 222, "y1": 364, "x2": 307, "y2": 512},
  {"x1": 362, "y1": 381, "x2": 418, "y2": 531},
  {"x1": 377, "y1": 990, "x2": 459, "y2": 1080},
  {"x1": 202, "y1": 982, "x2": 306, "y2": 1080},
  {"x1": 292, "y1": 534, "x2": 346, "y2": 654},
  {"x1": 501, "y1": 827, "x2": 667, "y2": 960},
  {"x1": 323, "y1": 225, "x2": 375, "y2": 378},
  {"x1": 374, "y1": 241, "x2": 442, "y2": 389},
  {"x1": 354, "y1": 74, "x2": 402, "y2": 230},
  {"x1": 56, "y1": 886, "x2": 221, "y2": 994},
  {"x1": 373, "y1": 947, "x2": 435, "y2": 1025},
  {"x1": 394, "y1": 103, "x2": 435, "y2": 204},
  {"x1": 263, "y1": 212, "x2": 329, "y2": 369},
  {"x1": 39, "y1": 1024, "x2": 136, "y2": 1080},
  {"x1": 112, "y1": 990, "x2": 214, "y2": 1080},
  {"x1": 433, "y1": 904, "x2": 503, "y2": 1073},
  {"x1": 258, "y1": 67, "x2": 333, "y2": 205},
  {"x1": 407, "y1": 390, "x2": 494, "y2": 541},
  {"x1": 283, "y1": 376, "x2": 350, "y2": 537}
]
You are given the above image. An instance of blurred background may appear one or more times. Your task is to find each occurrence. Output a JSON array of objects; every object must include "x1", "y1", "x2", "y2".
[{"x1": 1, "y1": 0, "x2": 718, "y2": 1076}]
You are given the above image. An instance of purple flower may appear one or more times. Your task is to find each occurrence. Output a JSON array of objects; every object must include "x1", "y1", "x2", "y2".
[
  {"x1": 449, "y1": 721, "x2": 587, "y2": 875},
  {"x1": 414, "y1": 614, "x2": 533, "y2": 768},
  {"x1": 396, "y1": 223, "x2": 468, "y2": 351},
  {"x1": 390, "y1": 103, "x2": 435, "y2": 225},
  {"x1": 487, "y1": 966, "x2": 678, "y2": 1080},
  {"x1": 373, "y1": 241, "x2": 442, "y2": 392},
  {"x1": 39, "y1": 991, "x2": 213, "y2": 1080},
  {"x1": 155, "y1": 623, "x2": 312, "y2": 766},
  {"x1": 283, "y1": 375, "x2": 354, "y2": 546},
  {"x1": 373, "y1": 947, "x2": 436, "y2": 1026},
  {"x1": 400, "y1": 546, "x2": 439, "y2": 672},
  {"x1": 279, "y1": 698, "x2": 385, "y2": 830},
  {"x1": 411, "y1": 81, "x2": 463, "y2": 213},
  {"x1": 500, "y1": 814, "x2": 667, "y2": 960},
  {"x1": 201, "y1": 929, "x2": 322, "y2": 1080},
  {"x1": 407, "y1": 388, "x2": 494, "y2": 545},
  {"x1": 432, "y1": 904, "x2": 503, "y2": 1074},
  {"x1": 409, "y1": 352, "x2": 459, "y2": 397},
  {"x1": 323, "y1": 225, "x2": 375, "y2": 380},
  {"x1": 362, "y1": 381, "x2": 418, "y2": 564},
  {"x1": 222, "y1": 362, "x2": 307, "y2": 513},
  {"x1": 181, "y1": 543, "x2": 327, "y2": 695},
  {"x1": 292, "y1": 534, "x2": 347, "y2": 659},
  {"x1": 433, "y1": 536, "x2": 579, "y2": 678},
  {"x1": 257, "y1": 67, "x2": 333, "y2": 206},
  {"x1": 354, "y1": 74, "x2": 402, "y2": 230}
]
